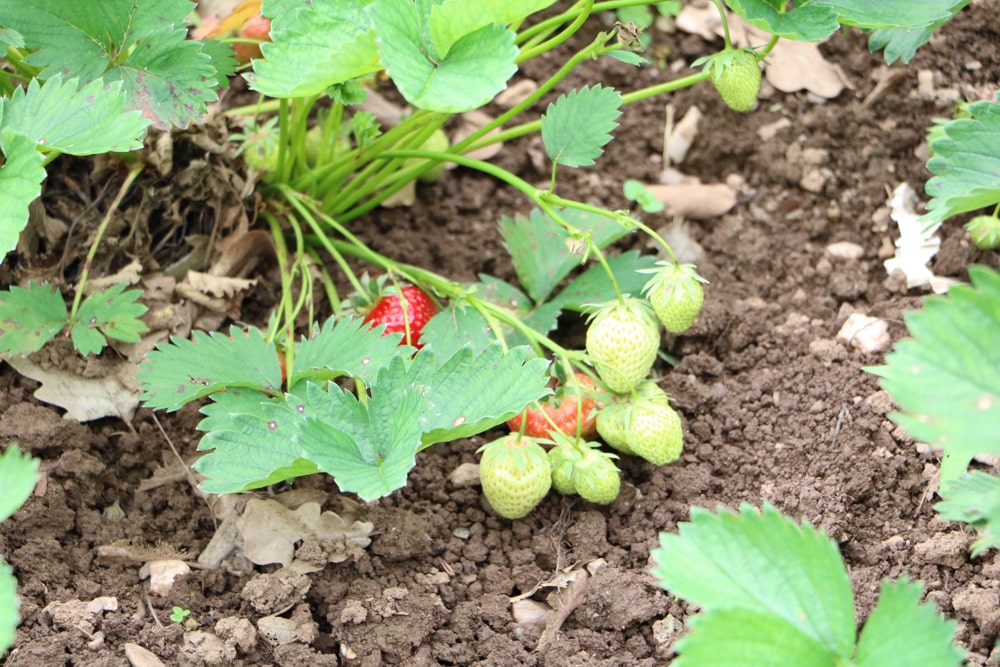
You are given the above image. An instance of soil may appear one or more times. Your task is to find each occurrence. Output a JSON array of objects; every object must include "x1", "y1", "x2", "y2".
[{"x1": 3, "y1": 4, "x2": 1000, "y2": 666}]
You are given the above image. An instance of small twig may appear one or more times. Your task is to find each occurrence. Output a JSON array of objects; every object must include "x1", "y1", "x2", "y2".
[{"x1": 145, "y1": 592, "x2": 165, "y2": 630}]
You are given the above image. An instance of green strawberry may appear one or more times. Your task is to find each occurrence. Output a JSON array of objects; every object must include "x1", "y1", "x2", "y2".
[
  {"x1": 595, "y1": 401, "x2": 633, "y2": 455},
  {"x1": 586, "y1": 298, "x2": 660, "y2": 394},
  {"x1": 966, "y1": 215, "x2": 1000, "y2": 250},
  {"x1": 708, "y1": 49, "x2": 761, "y2": 113},
  {"x1": 547, "y1": 435, "x2": 584, "y2": 495},
  {"x1": 478, "y1": 434, "x2": 552, "y2": 519},
  {"x1": 642, "y1": 263, "x2": 707, "y2": 334},
  {"x1": 626, "y1": 398, "x2": 683, "y2": 465},
  {"x1": 572, "y1": 446, "x2": 621, "y2": 505}
]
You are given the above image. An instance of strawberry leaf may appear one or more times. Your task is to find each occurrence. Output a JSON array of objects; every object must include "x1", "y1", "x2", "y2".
[
  {"x1": 248, "y1": 0, "x2": 381, "y2": 98},
  {"x1": 0, "y1": 559, "x2": 16, "y2": 657},
  {"x1": 855, "y1": 579, "x2": 963, "y2": 667},
  {"x1": 0, "y1": 75, "x2": 148, "y2": 155},
  {"x1": 866, "y1": 266, "x2": 1000, "y2": 486},
  {"x1": 811, "y1": 0, "x2": 960, "y2": 29},
  {"x1": 420, "y1": 304, "x2": 497, "y2": 359},
  {"x1": 5, "y1": 0, "x2": 218, "y2": 129},
  {"x1": 370, "y1": 0, "x2": 518, "y2": 112},
  {"x1": 552, "y1": 251, "x2": 658, "y2": 312},
  {"x1": 69, "y1": 284, "x2": 149, "y2": 356},
  {"x1": 652, "y1": 504, "x2": 856, "y2": 660},
  {"x1": 0, "y1": 445, "x2": 39, "y2": 524},
  {"x1": 541, "y1": 85, "x2": 622, "y2": 168},
  {"x1": 921, "y1": 98, "x2": 1000, "y2": 225},
  {"x1": 427, "y1": 0, "x2": 557, "y2": 60},
  {"x1": 137, "y1": 326, "x2": 283, "y2": 411},
  {"x1": 500, "y1": 207, "x2": 632, "y2": 304},
  {"x1": 0, "y1": 281, "x2": 67, "y2": 355},
  {"x1": 290, "y1": 316, "x2": 406, "y2": 390},
  {"x1": 723, "y1": 0, "x2": 839, "y2": 41},
  {"x1": 652, "y1": 505, "x2": 963, "y2": 667},
  {"x1": 0, "y1": 129, "x2": 46, "y2": 262},
  {"x1": 867, "y1": 0, "x2": 966, "y2": 64},
  {"x1": 935, "y1": 471, "x2": 1000, "y2": 556}
]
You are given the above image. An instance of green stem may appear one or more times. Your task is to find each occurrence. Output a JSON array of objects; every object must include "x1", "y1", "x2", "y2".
[
  {"x1": 759, "y1": 34, "x2": 780, "y2": 59},
  {"x1": 517, "y1": 0, "x2": 593, "y2": 63},
  {"x1": 710, "y1": 0, "x2": 733, "y2": 49},
  {"x1": 68, "y1": 165, "x2": 143, "y2": 324}
]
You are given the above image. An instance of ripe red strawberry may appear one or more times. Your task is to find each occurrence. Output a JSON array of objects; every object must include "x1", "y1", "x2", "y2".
[
  {"x1": 363, "y1": 284, "x2": 437, "y2": 348},
  {"x1": 707, "y1": 49, "x2": 761, "y2": 113},
  {"x1": 478, "y1": 434, "x2": 552, "y2": 519},
  {"x1": 585, "y1": 298, "x2": 660, "y2": 393},
  {"x1": 233, "y1": 13, "x2": 271, "y2": 64},
  {"x1": 642, "y1": 263, "x2": 707, "y2": 334},
  {"x1": 507, "y1": 372, "x2": 603, "y2": 440}
]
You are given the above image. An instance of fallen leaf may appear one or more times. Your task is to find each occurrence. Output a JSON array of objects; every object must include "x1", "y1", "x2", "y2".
[
  {"x1": 3, "y1": 355, "x2": 139, "y2": 422},
  {"x1": 645, "y1": 182, "x2": 737, "y2": 219}
]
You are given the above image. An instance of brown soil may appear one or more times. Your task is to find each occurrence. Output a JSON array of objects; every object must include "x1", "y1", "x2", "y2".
[{"x1": 4, "y1": 5, "x2": 1000, "y2": 666}]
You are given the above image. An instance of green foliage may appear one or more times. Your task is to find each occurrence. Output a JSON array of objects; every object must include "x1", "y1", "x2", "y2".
[
  {"x1": 0, "y1": 282, "x2": 148, "y2": 357},
  {"x1": 169, "y1": 606, "x2": 191, "y2": 625},
  {"x1": 651, "y1": 504, "x2": 964, "y2": 667},
  {"x1": 0, "y1": 445, "x2": 40, "y2": 658},
  {"x1": 541, "y1": 85, "x2": 622, "y2": 169},
  {"x1": 623, "y1": 180, "x2": 664, "y2": 213},
  {"x1": 936, "y1": 472, "x2": 1000, "y2": 556},
  {"x1": 866, "y1": 266, "x2": 1000, "y2": 486},
  {"x1": 138, "y1": 319, "x2": 550, "y2": 499},
  {"x1": 921, "y1": 98, "x2": 1000, "y2": 225},
  {"x1": 867, "y1": 1, "x2": 968, "y2": 65}
]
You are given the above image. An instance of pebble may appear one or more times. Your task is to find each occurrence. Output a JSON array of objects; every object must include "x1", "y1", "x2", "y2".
[
  {"x1": 825, "y1": 241, "x2": 865, "y2": 260},
  {"x1": 836, "y1": 313, "x2": 891, "y2": 354}
]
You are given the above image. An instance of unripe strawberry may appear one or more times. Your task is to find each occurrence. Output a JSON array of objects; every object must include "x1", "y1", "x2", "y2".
[
  {"x1": 642, "y1": 263, "x2": 707, "y2": 334},
  {"x1": 708, "y1": 49, "x2": 761, "y2": 113},
  {"x1": 966, "y1": 215, "x2": 1000, "y2": 250},
  {"x1": 547, "y1": 435, "x2": 584, "y2": 495},
  {"x1": 595, "y1": 401, "x2": 633, "y2": 454},
  {"x1": 478, "y1": 434, "x2": 551, "y2": 519},
  {"x1": 585, "y1": 298, "x2": 660, "y2": 393},
  {"x1": 627, "y1": 399, "x2": 683, "y2": 465},
  {"x1": 572, "y1": 447, "x2": 621, "y2": 505}
]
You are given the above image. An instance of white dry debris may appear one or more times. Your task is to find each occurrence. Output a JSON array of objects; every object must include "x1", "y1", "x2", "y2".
[
  {"x1": 882, "y1": 182, "x2": 950, "y2": 293},
  {"x1": 825, "y1": 241, "x2": 864, "y2": 260},
  {"x1": 836, "y1": 313, "x2": 891, "y2": 354},
  {"x1": 143, "y1": 559, "x2": 191, "y2": 596}
]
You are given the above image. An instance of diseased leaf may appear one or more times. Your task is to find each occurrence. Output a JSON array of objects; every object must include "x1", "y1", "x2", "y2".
[
  {"x1": 137, "y1": 326, "x2": 283, "y2": 410},
  {"x1": 0, "y1": 281, "x2": 67, "y2": 355},
  {"x1": 541, "y1": 85, "x2": 622, "y2": 168},
  {"x1": 855, "y1": 579, "x2": 964, "y2": 667},
  {"x1": 866, "y1": 266, "x2": 1000, "y2": 485},
  {"x1": 0, "y1": 129, "x2": 46, "y2": 262},
  {"x1": 69, "y1": 284, "x2": 149, "y2": 356},
  {"x1": 291, "y1": 316, "x2": 406, "y2": 389},
  {"x1": 921, "y1": 99, "x2": 1000, "y2": 225},
  {"x1": 936, "y1": 471, "x2": 1000, "y2": 556}
]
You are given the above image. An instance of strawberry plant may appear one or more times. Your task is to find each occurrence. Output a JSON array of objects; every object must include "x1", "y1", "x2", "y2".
[
  {"x1": 651, "y1": 504, "x2": 964, "y2": 667},
  {"x1": 0, "y1": 445, "x2": 40, "y2": 658}
]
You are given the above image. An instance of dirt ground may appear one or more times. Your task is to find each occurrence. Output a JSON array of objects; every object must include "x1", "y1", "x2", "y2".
[{"x1": 3, "y1": 4, "x2": 1000, "y2": 666}]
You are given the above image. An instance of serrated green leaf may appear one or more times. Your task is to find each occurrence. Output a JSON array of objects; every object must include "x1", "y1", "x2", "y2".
[
  {"x1": 673, "y1": 608, "x2": 836, "y2": 667},
  {"x1": 541, "y1": 85, "x2": 621, "y2": 168},
  {"x1": 936, "y1": 471, "x2": 1000, "y2": 556},
  {"x1": 724, "y1": 0, "x2": 839, "y2": 41},
  {"x1": 0, "y1": 559, "x2": 16, "y2": 657},
  {"x1": 552, "y1": 250, "x2": 659, "y2": 311},
  {"x1": 866, "y1": 266, "x2": 1000, "y2": 485},
  {"x1": 0, "y1": 27, "x2": 25, "y2": 49},
  {"x1": 0, "y1": 445, "x2": 39, "y2": 524},
  {"x1": 194, "y1": 390, "x2": 319, "y2": 495},
  {"x1": 855, "y1": 579, "x2": 963, "y2": 667},
  {"x1": 0, "y1": 129, "x2": 46, "y2": 262},
  {"x1": 867, "y1": 27, "x2": 936, "y2": 65},
  {"x1": 651, "y1": 504, "x2": 856, "y2": 659},
  {"x1": 500, "y1": 207, "x2": 631, "y2": 303},
  {"x1": 370, "y1": 0, "x2": 517, "y2": 112},
  {"x1": 0, "y1": 281, "x2": 67, "y2": 355},
  {"x1": 921, "y1": 99, "x2": 1000, "y2": 225},
  {"x1": 0, "y1": 75, "x2": 148, "y2": 155},
  {"x1": 467, "y1": 277, "x2": 561, "y2": 344},
  {"x1": 427, "y1": 0, "x2": 557, "y2": 58},
  {"x1": 69, "y1": 284, "x2": 148, "y2": 355},
  {"x1": 606, "y1": 49, "x2": 647, "y2": 66},
  {"x1": 812, "y1": 0, "x2": 959, "y2": 29},
  {"x1": 137, "y1": 326, "x2": 283, "y2": 410},
  {"x1": 404, "y1": 342, "x2": 550, "y2": 445},
  {"x1": 197, "y1": 38, "x2": 239, "y2": 88},
  {"x1": 290, "y1": 316, "x2": 405, "y2": 389},
  {"x1": 5, "y1": 0, "x2": 217, "y2": 130},
  {"x1": 420, "y1": 304, "x2": 497, "y2": 359},
  {"x1": 249, "y1": 0, "x2": 381, "y2": 98}
]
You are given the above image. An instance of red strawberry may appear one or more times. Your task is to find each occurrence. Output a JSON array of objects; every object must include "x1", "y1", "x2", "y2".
[
  {"x1": 233, "y1": 14, "x2": 271, "y2": 64},
  {"x1": 507, "y1": 372, "x2": 603, "y2": 440},
  {"x1": 362, "y1": 284, "x2": 438, "y2": 348}
]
